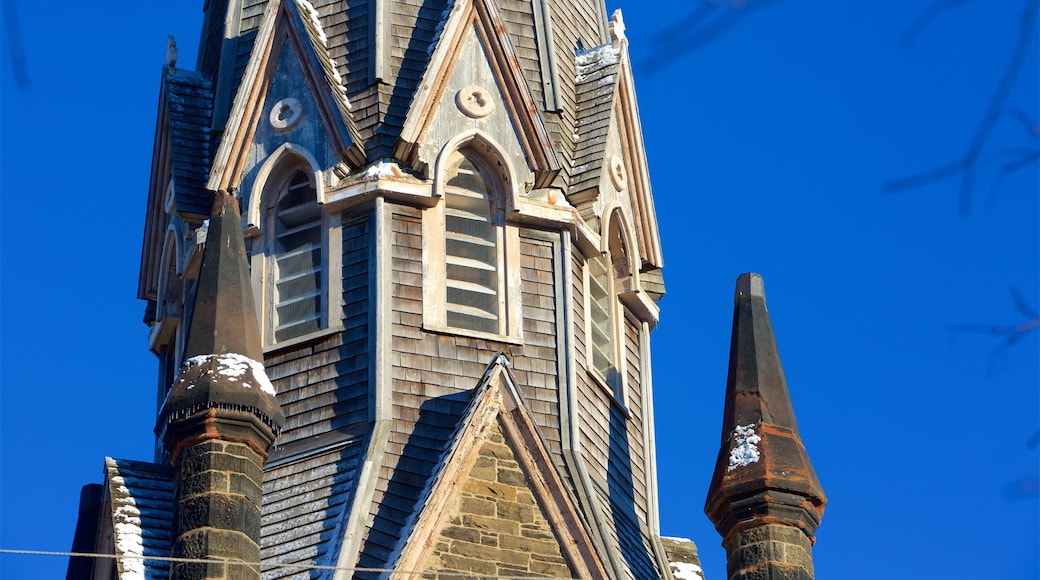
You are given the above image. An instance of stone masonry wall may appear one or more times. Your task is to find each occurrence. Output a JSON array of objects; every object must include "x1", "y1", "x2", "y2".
[{"x1": 422, "y1": 422, "x2": 575, "y2": 579}]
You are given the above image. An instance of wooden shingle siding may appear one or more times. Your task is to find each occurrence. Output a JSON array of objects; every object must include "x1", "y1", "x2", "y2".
[
  {"x1": 166, "y1": 71, "x2": 215, "y2": 217},
  {"x1": 262, "y1": 213, "x2": 371, "y2": 447},
  {"x1": 549, "y1": 0, "x2": 605, "y2": 185},
  {"x1": 105, "y1": 459, "x2": 176, "y2": 580},
  {"x1": 497, "y1": 0, "x2": 545, "y2": 111},
  {"x1": 261, "y1": 442, "x2": 363, "y2": 579}
]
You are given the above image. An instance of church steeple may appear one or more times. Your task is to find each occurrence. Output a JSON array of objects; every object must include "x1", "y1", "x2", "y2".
[
  {"x1": 156, "y1": 192, "x2": 283, "y2": 580},
  {"x1": 705, "y1": 273, "x2": 826, "y2": 580}
]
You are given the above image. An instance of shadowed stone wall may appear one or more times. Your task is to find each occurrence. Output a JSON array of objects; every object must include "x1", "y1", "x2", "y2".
[{"x1": 422, "y1": 422, "x2": 575, "y2": 579}]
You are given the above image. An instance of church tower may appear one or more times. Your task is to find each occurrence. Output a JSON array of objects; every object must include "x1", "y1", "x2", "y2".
[{"x1": 71, "y1": 0, "x2": 690, "y2": 578}]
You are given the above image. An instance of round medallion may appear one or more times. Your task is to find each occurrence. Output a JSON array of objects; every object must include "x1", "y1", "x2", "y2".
[
  {"x1": 269, "y1": 98, "x2": 303, "y2": 131},
  {"x1": 608, "y1": 155, "x2": 628, "y2": 190},
  {"x1": 456, "y1": 85, "x2": 494, "y2": 119}
]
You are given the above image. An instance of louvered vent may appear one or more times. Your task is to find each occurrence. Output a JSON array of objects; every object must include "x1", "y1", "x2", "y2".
[
  {"x1": 444, "y1": 159, "x2": 500, "y2": 334},
  {"x1": 588, "y1": 255, "x2": 614, "y2": 377},
  {"x1": 273, "y1": 172, "x2": 322, "y2": 342}
]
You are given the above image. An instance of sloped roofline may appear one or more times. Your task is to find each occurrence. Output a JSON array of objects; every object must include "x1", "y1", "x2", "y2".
[
  {"x1": 207, "y1": 0, "x2": 364, "y2": 195},
  {"x1": 390, "y1": 355, "x2": 610, "y2": 578},
  {"x1": 393, "y1": 0, "x2": 561, "y2": 187}
]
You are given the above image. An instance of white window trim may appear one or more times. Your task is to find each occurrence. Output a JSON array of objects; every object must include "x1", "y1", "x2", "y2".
[
  {"x1": 585, "y1": 205, "x2": 643, "y2": 409},
  {"x1": 423, "y1": 134, "x2": 523, "y2": 342},
  {"x1": 248, "y1": 152, "x2": 341, "y2": 347}
]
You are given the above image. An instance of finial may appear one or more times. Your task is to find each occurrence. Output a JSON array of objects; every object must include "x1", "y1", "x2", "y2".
[
  {"x1": 165, "y1": 36, "x2": 178, "y2": 74},
  {"x1": 610, "y1": 9, "x2": 627, "y2": 49},
  {"x1": 734, "y1": 272, "x2": 766, "y2": 301}
]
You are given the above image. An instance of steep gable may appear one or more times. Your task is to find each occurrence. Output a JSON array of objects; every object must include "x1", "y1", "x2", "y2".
[
  {"x1": 207, "y1": 0, "x2": 365, "y2": 199},
  {"x1": 570, "y1": 12, "x2": 663, "y2": 270},
  {"x1": 393, "y1": 0, "x2": 560, "y2": 189},
  {"x1": 391, "y1": 357, "x2": 609, "y2": 578}
]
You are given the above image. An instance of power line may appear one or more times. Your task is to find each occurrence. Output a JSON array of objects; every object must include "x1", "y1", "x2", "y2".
[{"x1": 0, "y1": 548, "x2": 580, "y2": 579}]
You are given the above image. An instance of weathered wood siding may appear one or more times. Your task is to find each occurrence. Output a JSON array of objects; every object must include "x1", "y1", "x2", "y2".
[
  {"x1": 263, "y1": 213, "x2": 371, "y2": 446},
  {"x1": 355, "y1": 207, "x2": 569, "y2": 569},
  {"x1": 261, "y1": 442, "x2": 364, "y2": 579},
  {"x1": 497, "y1": 0, "x2": 545, "y2": 112}
]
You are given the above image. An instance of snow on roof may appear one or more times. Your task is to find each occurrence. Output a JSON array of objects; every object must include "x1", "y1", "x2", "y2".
[
  {"x1": 295, "y1": 0, "x2": 352, "y2": 110},
  {"x1": 575, "y1": 43, "x2": 622, "y2": 82},
  {"x1": 671, "y1": 561, "x2": 706, "y2": 580},
  {"x1": 180, "y1": 353, "x2": 277, "y2": 396}
]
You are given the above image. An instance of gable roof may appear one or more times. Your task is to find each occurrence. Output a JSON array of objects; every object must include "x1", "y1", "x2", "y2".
[
  {"x1": 207, "y1": 0, "x2": 365, "y2": 194},
  {"x1": 390, "y1": 355, "x2": 609, "y2": 578},
  {"x1": 394, "y1": 0, "x2": 560, "y2": 186},
  {"x1": 569, "y1": 13, "x2": 664, "y2": 269},
  {"x1": 101, "y1": 457, "x2": 175, "y2": 580}
]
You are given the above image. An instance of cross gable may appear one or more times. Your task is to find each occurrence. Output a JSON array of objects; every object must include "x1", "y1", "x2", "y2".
[
  {"x1": 391, "y1": 356, "x2": 609, "y2": 578},
  {"x1": 206, "y1": 0, "x2": 364, "y2": 197},
  {"x1": 393, "y1": 0, "x2": 560, "y2": 189},
  {"x1": 572, "y1": 12, "x2": 663, "y2": 269}
]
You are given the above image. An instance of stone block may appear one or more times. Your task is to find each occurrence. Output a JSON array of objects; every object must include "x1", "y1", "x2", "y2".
[
  {"x1": 461, "y1": 514, "x2": 519, "y2": 536},
  {"x1": 462, "y1": 479, "x2": 517, "y2": 501},
  {"x1": 440, "y1": 525, "x2": 481, "y2": 544},
  {"x1": 529, "y1": 557, "x2": 572, "y2": 577},
  {"x1": 497, "y1": 500, "x2": 534, "y2": 523},
  {"x1": 499, "y1": 533, "x2": 558, "y2": 555},
  {"x1": 438, "y1": 554, "x2": 496, "y2": 576},
  {"x1": 469, "y1": 456, "x2": 497, "y2": 481},
  {"x1": 496, "y1": 467, "x2": 526, "y2": 487},
  {"x1": 459, "y1": 495, "x2": 495, "y2": 517}
]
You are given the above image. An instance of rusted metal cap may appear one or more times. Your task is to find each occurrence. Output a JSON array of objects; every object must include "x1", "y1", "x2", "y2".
[{"x1": 705, "y1": 273, "x2": 826, "y2": 543}]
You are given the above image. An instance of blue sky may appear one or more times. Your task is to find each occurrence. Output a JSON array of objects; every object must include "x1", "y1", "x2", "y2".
[{"x1": 2, "y1": 1, "x2": 1037, "y2": 579}]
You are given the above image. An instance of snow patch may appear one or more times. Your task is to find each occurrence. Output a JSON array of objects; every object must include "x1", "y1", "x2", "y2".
[
  {"x1": 182, "y1": 353, "x2": 277, "y2": 396},
  {"x1": 727, "y1": 423, "x2": 762, "y2": 471},
  {"x1": 671, "y1": 561, "x2": 705, "y2": 580},
  {"x1": 110, "y1": 478, "x2": 148, "y2": 580},
  {"x1": 576, "y1": 43, "x2": 621, "y2": 67},
  {"x1": 364, "y1": 161, "x2": 402, "y2": 179},
  {"x1": 296, "y1": 0, "x2": 352, "y2": 110}
]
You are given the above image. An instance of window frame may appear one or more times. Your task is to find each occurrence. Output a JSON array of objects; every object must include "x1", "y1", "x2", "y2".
[
  {"x1": 423, "y1": 143, "x2": 522, "y2": 343},
  {"x1": 585, "y1": 206, "x2": 640, "y2": 407},
  {"x1": 250, "y1": 161, "x2": 341, "y2": 348}
]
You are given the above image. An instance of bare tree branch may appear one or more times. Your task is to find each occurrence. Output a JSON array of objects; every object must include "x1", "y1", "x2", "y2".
[
  {"x1": 885, "y1": 0, "x2": 1039, "y2": 214},
  {"x1": 639, "y1": 0, "x2": 782, "y2": 76},
  {"x1": 2, "y1": 0, "x2": 29, "y2": 88}
]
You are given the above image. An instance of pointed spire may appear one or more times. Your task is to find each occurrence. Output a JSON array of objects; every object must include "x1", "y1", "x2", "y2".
[
  {"x1": 183, "y1": 192, "x2": 263, "y2": 362},
  {"x1": 157, "y1": 191, "x2": 284, "y2": 458},
  {"x1": 705, "y1": 273, "x2": 826, "y2": 580},
  {"x1": 157, "y1": 193, "x2": 283, "y2": 580}
]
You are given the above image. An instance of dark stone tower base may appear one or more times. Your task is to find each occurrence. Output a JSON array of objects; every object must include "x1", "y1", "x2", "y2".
[
  {"x1": 171, "y1": 439, "x2": 266, "y2": 580},
  {"x1": 723, "y1": 524, "x2": 814, "y2": 580}
]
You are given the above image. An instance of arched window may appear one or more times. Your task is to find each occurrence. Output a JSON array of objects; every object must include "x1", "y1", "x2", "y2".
[
  {"x1": 587, "y1": 209, "x2": 633, "y2": 401},
  {"x1": 444, "y1": 155, "x2": 503, "y2": 333},
  {"x1": 424, "y1": 143, "x2": 520, "y2": 340},
  {"x1": 263, "y1": 169, "x2": 325, "y2": 343}
]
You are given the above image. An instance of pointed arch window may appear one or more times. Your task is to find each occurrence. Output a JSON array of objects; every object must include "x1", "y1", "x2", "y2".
[
  {"x1": 255, "y1": 168, "x2": 335, "y2": 345},
  {"x1": 424, "y1": 146, "x2": 521, "y2": 341},
  {"x1": 586, "y1": 211, "x2": 634, "y2": 403},
  {"x1": 444, "y1": 157, "x2": 503, "y2": 333}
]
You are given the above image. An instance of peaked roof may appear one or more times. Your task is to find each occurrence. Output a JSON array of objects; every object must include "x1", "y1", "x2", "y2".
[
  {"x1": 101, "y1": 458, "x2": 175, "y2": 580},
  {"x1": 394, "y1": 0, "x2": 560, "y2": 184},
  {"x1": 207, "y1": 0, "x2": 365, "y2": 193},
  {"x1": 164, "y1": 68, "x2": 215, "y2": 217},
  {"x1": 570, "y1": 13, "x2": 663, "y2": 269},
  {"x1": 391, "y1": 355, "x2": 609, "y2": 578},
  {"x1": 705, "y1": 273, "x2": 826, "y2": 542}
]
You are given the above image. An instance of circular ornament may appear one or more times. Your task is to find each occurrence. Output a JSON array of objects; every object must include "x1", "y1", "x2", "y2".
[
  {"x1": 609, "y1": 155, "x2": 627, "y2": 190},
  {"x1": 456, "y1": 85, "x2": 494, "y2": 119},
  {"x1": 269, "y1": 98, "x2": 303, "y2": 131}
]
